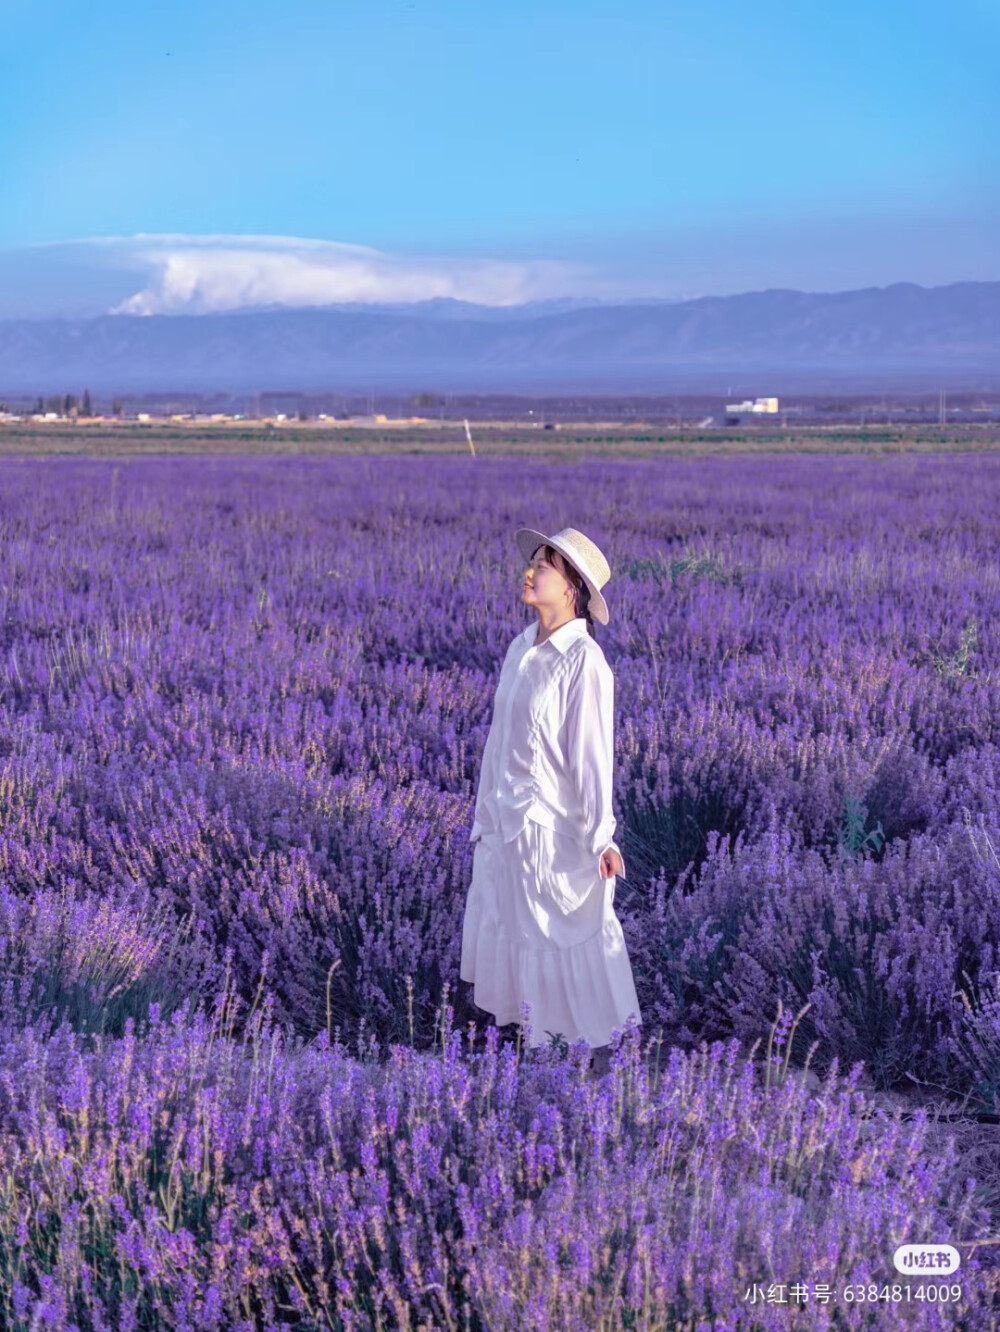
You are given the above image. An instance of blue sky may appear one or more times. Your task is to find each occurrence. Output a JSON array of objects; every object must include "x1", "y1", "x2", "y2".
[{"x1": 0, "y1": 0, "x2": 996, "y2": 309}]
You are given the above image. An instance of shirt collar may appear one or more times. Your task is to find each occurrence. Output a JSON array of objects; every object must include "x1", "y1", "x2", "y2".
[{"x1": 525, "y1": 617, "x2": 589, "y2": 654}]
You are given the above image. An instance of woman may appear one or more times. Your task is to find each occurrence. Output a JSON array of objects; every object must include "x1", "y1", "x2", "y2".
[{"x1": 460, "y1": 526, "x2": 642, "y2": 1073}]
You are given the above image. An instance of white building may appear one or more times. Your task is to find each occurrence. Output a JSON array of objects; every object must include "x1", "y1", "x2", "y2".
[{"x1": 725, "y1": 397, "x2": 779, "y2": 414}]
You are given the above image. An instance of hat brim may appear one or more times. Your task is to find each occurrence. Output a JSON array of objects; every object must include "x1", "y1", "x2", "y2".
[{"x1": 514, "y1": 528, "x2": 610, "y2": 625}]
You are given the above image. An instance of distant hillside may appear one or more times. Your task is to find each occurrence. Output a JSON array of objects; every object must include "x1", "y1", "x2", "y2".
[{"x1": 0, "y1": 282, "x2": 996, "y2": 393}]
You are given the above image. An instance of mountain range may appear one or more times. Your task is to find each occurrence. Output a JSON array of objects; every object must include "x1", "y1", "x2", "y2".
[{"x1": 0, "y1": 282, "x2": 996, "y2": 394}]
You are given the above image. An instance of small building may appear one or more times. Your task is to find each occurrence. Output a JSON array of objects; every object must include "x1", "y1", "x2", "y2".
[
  {"x1": 725, "y1": 397, "x2": 778, "y2": 414},
  {"x1": 724, "y1": 396, "x2": 779, "y2": 425}
]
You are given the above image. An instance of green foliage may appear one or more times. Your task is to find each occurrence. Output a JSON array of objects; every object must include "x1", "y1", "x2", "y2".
[
  {"x1": 934, "y1": 616, "x2": 979, "y2": 678},
  {"x1": 625, "y1": 547, "x2": 735, "y2": 589},
  {"x1": 836, "y1": 793, "x2": 885, "y2": 865}
]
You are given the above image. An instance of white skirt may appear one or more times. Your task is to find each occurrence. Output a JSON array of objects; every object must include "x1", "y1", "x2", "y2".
[{"x1": 459, "y1": 818, "x2": 642, "y2": 1050}]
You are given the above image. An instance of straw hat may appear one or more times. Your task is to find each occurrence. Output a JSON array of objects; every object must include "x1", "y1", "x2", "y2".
[{"x1": 515, "y1": 526, "x2": 612, "y2": 625}]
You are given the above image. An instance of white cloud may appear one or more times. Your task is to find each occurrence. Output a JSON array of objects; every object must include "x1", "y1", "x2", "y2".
[{"x1": 54, "y1": 233, "x2": 602, "y2": 315}]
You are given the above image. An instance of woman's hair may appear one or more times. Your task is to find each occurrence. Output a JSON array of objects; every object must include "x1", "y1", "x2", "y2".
[{"x1": 540, "y1": 544, "x2": 597, "y2": 639}]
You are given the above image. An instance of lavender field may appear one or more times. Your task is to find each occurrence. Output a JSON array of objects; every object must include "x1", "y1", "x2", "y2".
[{"x1": 2, "y1": 450, "x2": 1000, "y2": 1329}]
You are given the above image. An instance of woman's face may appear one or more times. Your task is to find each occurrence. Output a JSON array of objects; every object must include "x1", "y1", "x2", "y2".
[{"x1": 523, "y1": 545, "x2": 575, "y2": 615}]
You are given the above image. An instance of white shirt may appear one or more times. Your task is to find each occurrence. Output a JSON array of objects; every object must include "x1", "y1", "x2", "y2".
[{"x1": 470, "y1": 616, "x2": 627, "y2": 880}]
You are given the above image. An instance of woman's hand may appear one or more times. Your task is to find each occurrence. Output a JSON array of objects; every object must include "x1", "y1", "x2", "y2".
[{"x1": 599, "y1": 847, "x2": 624, "y2": 879}]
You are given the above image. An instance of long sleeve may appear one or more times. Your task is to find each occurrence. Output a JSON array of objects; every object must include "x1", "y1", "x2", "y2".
[
  {"x1": 470, "y1": 714, "x2": 500, "y2": 842},
  {"x1": 470, "y1": 638, "x2": 518, "y2": 843},
  {"x1": 565, "y1": 652, "x2": 627, "y2": 880}
]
